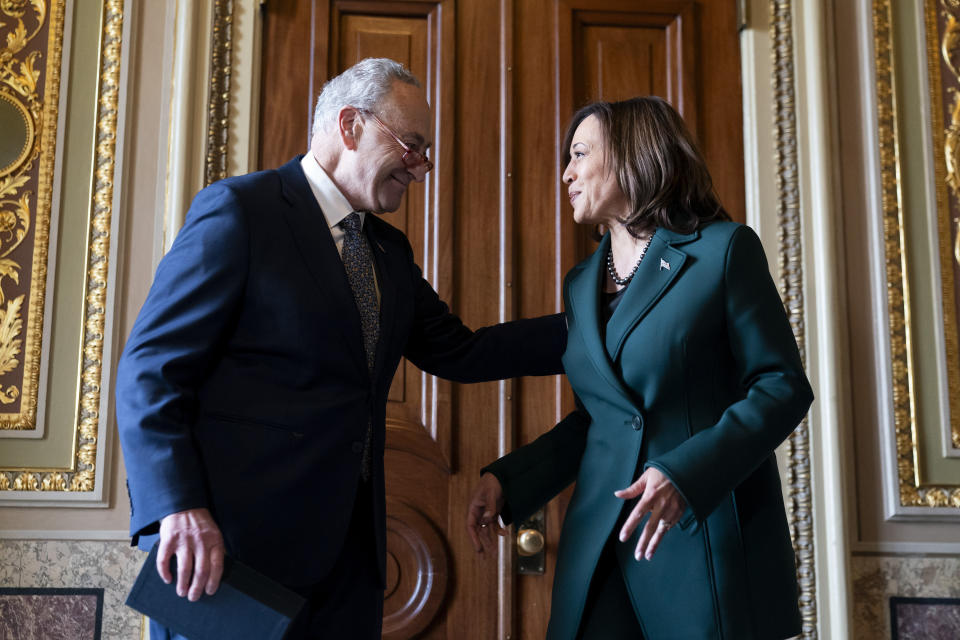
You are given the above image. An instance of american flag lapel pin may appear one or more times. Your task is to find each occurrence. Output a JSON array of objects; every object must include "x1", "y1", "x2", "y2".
[{"x1": 660, "y1": 258, "x2": 670, "y2": 271}]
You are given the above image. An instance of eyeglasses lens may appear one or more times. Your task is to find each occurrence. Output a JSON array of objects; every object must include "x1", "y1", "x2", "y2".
[
  {"x1": 403, "y1": 151, "x2": 433, "y2": 172},
  {"x1": 361, "y1": 108, "x2": 433, "y2": 174}
]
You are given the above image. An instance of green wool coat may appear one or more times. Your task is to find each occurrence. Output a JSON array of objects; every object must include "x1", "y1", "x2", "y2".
[{"x1": 486, "y1": 222, "x2": 813, "y2": 640}]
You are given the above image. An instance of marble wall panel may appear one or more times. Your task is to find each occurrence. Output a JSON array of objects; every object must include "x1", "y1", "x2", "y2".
[
  {"x1": 0, "y1": 588, "x2": 102, "y2": 639},
  {"x1": 0, "y1": 540, "x2": 21, "y2": 585},
  {"x1": 852, "y1": 554, "x2": 960, "y2": 639},
  {"x1": 891, "y1": 597, "x2": 960, "y2": 639},
  {"x1": 0, "y1": 539, "x2": 145, "y2": 640}
]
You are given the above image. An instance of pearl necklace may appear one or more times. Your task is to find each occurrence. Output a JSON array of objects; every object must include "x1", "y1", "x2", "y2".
[{"x1": 606, "y1": 232, "x2": 654, "y2": 286}]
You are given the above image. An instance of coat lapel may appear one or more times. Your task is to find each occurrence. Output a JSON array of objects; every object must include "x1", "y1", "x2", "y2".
[
  {"x1": 567, "y1": 234, "x2": 637, "y2": 404},
  {"x1": 276, "y1": 157, "x2": 368, "y2": 378},
  {"x1": 364, "y1": 217, "x2": 398, "y2": 387},
  {"x1": 604, "y1": 228, "x2": 697, "y2": 361}
]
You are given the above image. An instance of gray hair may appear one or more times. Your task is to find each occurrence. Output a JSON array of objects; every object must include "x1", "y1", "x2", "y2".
[{"x1": 311, "y1": 58, "x2": 420, "y2": 137}]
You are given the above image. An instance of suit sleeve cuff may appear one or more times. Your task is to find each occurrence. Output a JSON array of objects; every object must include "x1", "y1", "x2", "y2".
[
  {"x1": 644, "y1": 460, "x2": 700, "y2": 533},
  {"x1": 480, "y1": 465, "x2": 516, "y2": 526}
]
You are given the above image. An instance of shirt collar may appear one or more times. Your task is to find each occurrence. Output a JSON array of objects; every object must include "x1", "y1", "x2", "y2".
[{"x1": 300, "y1": 153, "x2": 365, "y2": 230}]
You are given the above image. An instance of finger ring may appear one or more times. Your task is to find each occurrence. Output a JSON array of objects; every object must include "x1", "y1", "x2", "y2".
[{"x1": 659, "y1": 519, "x2": 673, "y2": 530}]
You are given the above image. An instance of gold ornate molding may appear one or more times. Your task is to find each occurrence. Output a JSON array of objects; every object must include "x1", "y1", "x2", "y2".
[
  {"x1": 205, "y1": 0, "x2": 233, "y2": 186},
  {"x1": 0, "y1": 0, "x2": 124, "y2": 491},
  {"x1": 874, "y1": 0, "x2": 960, "y2": 508},
  {"x1": 927, "y1": 0, "x2": 960, "y2": 454},
  {"x1": 0, "y1": 0, "x2": 63, "y2": 428},
  {"x1": 770, "y1": 0, "x2": 817, "y2": 637},
  {"x1": 0, "y1": 92, "x2": 34, "y2": 176}
]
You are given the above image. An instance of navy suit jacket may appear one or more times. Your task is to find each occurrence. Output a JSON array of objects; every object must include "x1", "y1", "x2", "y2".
[{"x1": 115, "y1": 156, "x2": 566, "y2": 586}]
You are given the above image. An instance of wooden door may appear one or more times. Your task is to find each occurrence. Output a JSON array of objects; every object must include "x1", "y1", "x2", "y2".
[{"x1": 258, "y1": 1, "x2": 743, "y2": 637}]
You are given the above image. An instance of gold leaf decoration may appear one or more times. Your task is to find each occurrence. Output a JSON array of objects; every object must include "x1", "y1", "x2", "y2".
[
  {"x1": 1, "y1": 1, "x2": 30, "y2": 19},
  {"x1": 41, "y1": 473, "x2": 66, "y2": 491},
  {"x1": 17, "y1": 50, "x2": 38, "y2": 92},
  {"x1": 0, "y1": 290, "x2": 23, "y2": 409},
  {"x1": 933, "y1": 0, "x2": 960, "y2": 457},
  {"x1": 3, "y1": 50, "x2": 40, "y2": 97},
  {"x1": 12, "y1": 471, "x2": 37, "y2": 490},
  {"x1": 877, "y1": 0, "x2": 960, "y2": 507},
  {"x1": 0, "y1": 0, "x2": 40, "y2": 420},
  {"x1": 0, "y1": 293, "x2": 24, "y2": 376},
  {"x1": 0, "y1": 258, "x2": 20, "y2": 288},
  {"x1": 0, "y1": 0, "x2": 124, "y2": 495},
  {"x1": 772, "y1": 0, "x2": 818, "y2": 635},
  {"x1": 955, "y1": 218, "x2": 960, "y2": 265},
  {"x1": 947, "y1": 91, "x2": 960, "y2": 198},
  {"x1": 942, "y1": 11, "x2": 960, "y2": 78},
  {"x1": 0, "y1": 385, "x2": 18, "y2": 404},
  {"x1": 0, "y1": 174, "x2": 28, "y2": 199},
  {"x1": 0, "y1": 191, "x2": 30, "y2": 252},
  {"x1": 4, "y1": 19, "x2": 25, "y2": 52},
  {"x1": 30, "y1": 0, "x2": 43, "y2": 24},
  {"x1": 0, "y1": 258, "x2": 20, "y2": 304}
]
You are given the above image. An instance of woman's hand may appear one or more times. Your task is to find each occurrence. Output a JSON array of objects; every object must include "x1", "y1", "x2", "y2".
[
  {"x1": 615, "y1": 467, "x2": 686, "y2": 561},
  {"x1": 466, "y1": 472, "x2": 508, "y2": 556}
]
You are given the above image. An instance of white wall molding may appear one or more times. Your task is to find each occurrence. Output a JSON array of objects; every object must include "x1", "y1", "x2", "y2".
[
  {"x1": 852, "y1": 541, "x2": 960, "y2": 556},
  {"x1": 156, "y1": 0, "x2": 214, "y2": 265},
  {"x1": 153, "y1": 0, "x2": 263, "y2": 267},
  {"x1": 793, "y1": 0, "x2": 854, "y2": 637},
  {"x1": 228, "y1": 0, "x2": 264, "y2": 177},
  {"x1": 0, "y1": 530, "x2": 130, "y2": 541}
]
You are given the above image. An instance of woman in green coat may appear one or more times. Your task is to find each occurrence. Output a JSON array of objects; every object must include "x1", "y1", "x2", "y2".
[{"x1": 467, "y1": 97, "x2": 813, "y2": 639}]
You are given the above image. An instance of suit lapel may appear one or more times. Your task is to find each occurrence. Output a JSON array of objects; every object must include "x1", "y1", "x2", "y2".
[
  {"x1": 364, "y1": 218, "x2": 398, "y2": 386},
  {"x1": 567, "y1": 234, "x2": 636, "y2": 404},
  {"x1": 276, "y1": 157, "x2": 368, "y2": 378},
  {"x1": 604, "y1": 229, "x2": 695, "y2": 361}
]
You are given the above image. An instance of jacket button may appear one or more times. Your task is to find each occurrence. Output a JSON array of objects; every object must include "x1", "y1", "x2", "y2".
[
  {"x1": 351, "y1": 441, "x2": 363, "y2": 454},
  {"x1": 631, "y1": 415, "x2": 643, "y2": 431}
]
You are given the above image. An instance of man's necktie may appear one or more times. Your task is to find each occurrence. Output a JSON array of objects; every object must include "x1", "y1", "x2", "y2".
[{"x1": 340, "y1": 212, "x2": 379, "y2": 482}]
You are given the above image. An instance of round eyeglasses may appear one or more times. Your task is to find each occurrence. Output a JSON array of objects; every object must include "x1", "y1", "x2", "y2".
[{"x1": 356, "y1": 108, "x2": 434, "y2": 176}]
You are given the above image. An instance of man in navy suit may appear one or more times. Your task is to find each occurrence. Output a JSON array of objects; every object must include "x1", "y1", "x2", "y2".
[{"x1": 115, "y1": 58, "x2": 565, "y2": 639}]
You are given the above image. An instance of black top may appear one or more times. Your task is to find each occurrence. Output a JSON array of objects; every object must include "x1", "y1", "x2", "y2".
[{"x1": 601, "y1": 286, "x2": 627, "y2": 326}]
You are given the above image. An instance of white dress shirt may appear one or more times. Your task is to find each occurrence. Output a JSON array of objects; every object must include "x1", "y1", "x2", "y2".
[{"x1": 299, "y1": 153, "x2": 380, "y2": 297}]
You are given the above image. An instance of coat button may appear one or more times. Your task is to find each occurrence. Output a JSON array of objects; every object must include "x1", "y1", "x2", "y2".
[
  {"x1": 351, "y1": 441, "x2": 363, "y2": 454},
  {"x1": 631, "y1": 415, "x2": 643, "y2": 431}
]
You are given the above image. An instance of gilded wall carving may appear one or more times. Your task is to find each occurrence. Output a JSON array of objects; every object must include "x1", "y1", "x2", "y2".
[
  {"x1": 0, "y1": 0, "x2": 124, "y2": 494},
  {"x1": 928, "y1": 0, "x2": 960, "y2": 455},
  {"x1": 770, "y1": 1, "x2": 817, "y2": 636},
  {"x1": 205, "y1": 0, "x2": 233, "y2": 186},
  {"x1": 874, "y1": 0, "x2": 960, "y2": 509},
  {"x1": 0, "y1": 0, "x2": 63, "y2": 428}
]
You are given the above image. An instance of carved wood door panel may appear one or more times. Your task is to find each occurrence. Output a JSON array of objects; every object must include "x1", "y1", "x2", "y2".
[{"x1": 259, "y1": 1, "x2": 743, "y2": 637}]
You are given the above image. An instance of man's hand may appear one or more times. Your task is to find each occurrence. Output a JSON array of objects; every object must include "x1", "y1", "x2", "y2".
[
  {"x1": 157, "y1": 508, "x2": 225, "y2": 601},
  {"x1": 614, "y1": 466, "x2": 686, "y2": 562},
  {"x1": 466, "y1": 473, "x2": 507, "y2": 555}
]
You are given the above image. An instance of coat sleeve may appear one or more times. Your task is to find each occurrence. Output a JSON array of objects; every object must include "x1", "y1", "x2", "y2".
[
  {"x1": 401, "y1": 239, "x2": 567, "y2": 380},
  {"x1": 644, "y1": 225, "x2": 813, "y2": 524},
  {"x1": 115, "y1": 182, "x2": 249, "y2": 540},
  {"x1": 480, "y1": 402, "x2": 591, "y2": 525}
]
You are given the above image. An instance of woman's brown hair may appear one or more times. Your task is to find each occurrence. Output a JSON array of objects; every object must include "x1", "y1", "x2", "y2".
[{"x1": 562, "y1": 96, "x2": 730, "y2": 237}]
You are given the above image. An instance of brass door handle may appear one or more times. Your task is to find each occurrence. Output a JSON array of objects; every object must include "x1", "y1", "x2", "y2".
[
  {"x1": 517, "y1": 528, "x2": 545, "y2": 556},
  {"x1": 516, "y1": 509, "x2": 546, "y2": 574}
]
